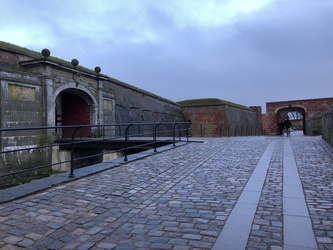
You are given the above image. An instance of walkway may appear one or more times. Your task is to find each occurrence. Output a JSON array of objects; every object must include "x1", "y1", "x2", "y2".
[{"x1": 0, "y1": 131, "x2": 332, "y2": 249}]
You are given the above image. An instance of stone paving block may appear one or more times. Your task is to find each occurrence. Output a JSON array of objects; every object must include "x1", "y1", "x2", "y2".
[
  {"x1": 97, "y1": 242, "x2": 117, "y2": 249},
  {"x1": 150, "y1": 243, "x2": 173, "y2": 249},
  {"x1": 182, "y1": 234, "x2": 202, "y2": 240},
  {"x1": 317, "y1": 237, "x2": 333, "y2": 244},
  {"x1": 3, "y1": 236, "x2": 22, "y2": 245},
  {"x1": 17, "y1": 239, "x2": 34, "y2": 248}
]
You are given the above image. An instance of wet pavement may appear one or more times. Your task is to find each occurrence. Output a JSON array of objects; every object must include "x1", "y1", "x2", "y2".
[{"x1": 0, "y1": 131, "x2": 332, "y2": 249}]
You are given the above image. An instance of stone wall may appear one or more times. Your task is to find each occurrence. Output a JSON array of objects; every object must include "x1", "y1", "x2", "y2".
[
  {"x1": 0, "y1": 71, "x2": 49, "y2": 173},
  {"x1": 305, "y1": 113, "x2": 322, "y2": 136},
  {"x1": 182, "y1": 105, "x2": 225, "y2": 137},
  {"x1": 0, "y1": 42, "x2": 264, "y2": 173},
  {"x1": 226, "y1": 106, "x2": 262, "y2": 136},
  {"x1": 0, "y1": 42, "x2": 184, "y2": 171},
  {"x1": 180, "y1": 99, "x2": 262, "y2": 137},
  {"x1": 322, "y1": 109, "x2": 333, "y2": 145},
  {"x1": 109, "y1": 81, "x2": 183, "y2": 124}
]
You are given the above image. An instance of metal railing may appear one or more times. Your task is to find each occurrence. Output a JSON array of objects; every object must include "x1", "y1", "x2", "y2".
[
  {"x1": 0, "y1": 122, "x2": 191, "y2": 182},
  {"x1": 189, "y1": 123, "x2": 262, "y2": 137}
]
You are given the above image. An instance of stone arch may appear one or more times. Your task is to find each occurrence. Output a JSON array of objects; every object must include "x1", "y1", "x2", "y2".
[
  {"x1": 54, "y1": 86, "x2": 98, "y2": 137},
  {"x1": 266, "y1": 97, "x2": 333, "y2": 136},
  {"x1": 275, "y1": 105, "x2": 306, "y2": 135}
]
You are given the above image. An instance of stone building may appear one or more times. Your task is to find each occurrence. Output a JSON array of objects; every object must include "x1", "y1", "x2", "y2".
[
  {"x1": 178, "y1": 98, "x2": 263, "y2": 137},
  {"x1": 0, "y1": 41, "x2": 262, "y2": 171},
  {"x1": 0, "y1": 41, "x2": 184, "y2": 171},
  {"x1": 0, "y1": 41, "x2": 184, "y2": 134}
]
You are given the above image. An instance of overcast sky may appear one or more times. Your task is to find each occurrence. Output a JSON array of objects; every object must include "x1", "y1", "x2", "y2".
[{"x1": 1, "y1": 0, "x2": 333, "y2": 113}]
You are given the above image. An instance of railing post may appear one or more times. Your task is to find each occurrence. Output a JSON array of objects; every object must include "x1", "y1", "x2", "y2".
[
  {"x1": 186, "y1": 122, "x2": 191, "y2": 142},
  {"x1": 173, "y1": 123, "x2": 179, "y2": 146},
  {"x1": 220, "y1": 123, "x2": 223, "y2": 137},
  {"x1": 137, "y1": 124, "x2": 141, "y2": 137},
  {"x1": 69, "y1": 125, "x2": 81, "y2": 178},
  {"x1": 124, "y1": 124, "x2": 133, "y2": 161},
  {"x1": 153, "y1": 123, "x2": 161, "y2": 152}
]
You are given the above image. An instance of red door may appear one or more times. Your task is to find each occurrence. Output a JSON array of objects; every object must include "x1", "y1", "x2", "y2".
[{"x1": 62, "y1": 93, "x2": 91, "y2": 137}]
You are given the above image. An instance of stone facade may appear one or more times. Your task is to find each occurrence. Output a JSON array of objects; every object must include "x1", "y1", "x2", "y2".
[
  {"x1": 0, "y1": 42, "x2": 184, "y2": 171},
  {"x1": 179, "y1": 99, "x2": 262, "y2": 137},
  {"x1": 0, "y1": 42, "x2": 184, "y2": 129},
  {"x1": 0, "y1": 42, "x2": 263, "y2": 140},
  {"x1": 0, "y1": 41, "x2": 263, "y2": 172}
]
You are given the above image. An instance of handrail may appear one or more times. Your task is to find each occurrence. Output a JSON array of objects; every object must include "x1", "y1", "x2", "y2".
[
  {"x1": 153, "y1": 123, "x2": 161, "y2": 152},
  {"x1": 124, "y1": 123, "x2": 134, "y2": 161},
  {"x1": 0, "y1": 122, "x2": 191, "y2": 182},
  {"x1": 186, "y1": 122, "x2": 190, "y2": 142},
  {"x1": 173, "y1": 123, "x2": 179, "y2": 146},
  {"x1": 69, "y1": 125, "x2": 82, "y2": 177}
]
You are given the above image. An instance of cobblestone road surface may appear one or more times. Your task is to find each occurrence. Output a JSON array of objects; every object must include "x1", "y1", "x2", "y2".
[{"x1": 0, "y1": 132, "x2": 332, "y2": 249}]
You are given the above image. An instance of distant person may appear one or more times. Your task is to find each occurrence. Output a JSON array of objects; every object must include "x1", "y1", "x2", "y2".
[
  {"x1": 277, "y1": 121, "x2": 284, "y2": 135},
  {"x1": 284, "y1": 118, "x2": 292, "y2": 137}
]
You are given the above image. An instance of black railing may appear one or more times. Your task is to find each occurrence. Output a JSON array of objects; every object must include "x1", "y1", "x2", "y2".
[
  {"x1": 189, "y1": 123, "x2": 262, "y2": 137},
  {"x1": 0, "y1": 122, "x2": 191, "y2": 182}
]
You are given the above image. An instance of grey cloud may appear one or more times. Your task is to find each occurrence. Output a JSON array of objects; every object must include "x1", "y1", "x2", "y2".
[
  {"x1": 3, "y1": 0, "x2": 332, "y2": 113},
  {"x1": 236, "y1": 1, "x2": 333, "y2": 61}
]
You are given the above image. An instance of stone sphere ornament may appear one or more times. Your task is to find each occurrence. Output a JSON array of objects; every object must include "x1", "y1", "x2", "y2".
[
  {"x1": 71, "y1": 58, "x2": 79, "y2": 66},
  {"x1": 94, "y1": 66, "x2": 101, "y2": 74},
  {"x1": 41, "y1": 48, "x2": 50, "y2": 57}
]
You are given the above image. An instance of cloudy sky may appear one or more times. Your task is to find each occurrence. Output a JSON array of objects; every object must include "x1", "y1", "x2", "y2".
[{"x1": 1, "y1": 0, "x2": 333, "y2": 113}]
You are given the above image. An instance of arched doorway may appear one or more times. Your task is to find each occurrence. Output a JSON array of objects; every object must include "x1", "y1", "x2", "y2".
[
  {"x1": 276, "y1": 107, "x2": 306, "y2": 135},
  {"x1": 56, "y1": 89, "x2": 93, "y2": 137}
]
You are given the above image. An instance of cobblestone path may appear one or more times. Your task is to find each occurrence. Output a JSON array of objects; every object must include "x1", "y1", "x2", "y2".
[
  {"x1": 246, "y1": 139, "x2": 284, "y2": 250},
  {"x1": 291, "y1": 136, "x2": 333, "y2": 250},
  {"x1": 0, "y1": 132, "x2": 332, "y2": 249}
]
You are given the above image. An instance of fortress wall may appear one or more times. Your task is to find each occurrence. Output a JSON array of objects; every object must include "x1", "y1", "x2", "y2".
[
  {"x1": 0, "y1": 72, "x2": 44, "y2": 134},
  {"x1": 0, "y1": 72, "x2": 51, "y2": 173},
  {"x1": 0, "y1": 44, "x2": 186, "y2": 172},
  {"x1": 182, "y1": 105, "x2": 260, "y2": 137},
  {"x1": 108, "y1": 80, "x2": 184, "y2": 124},
  {"x1": 225, "y1": 106, "x2": 261, "y2": 136},
  {"x1": 182, "y1": 105, "x2": 226, "y2": 137},
  {"x1": 322, "y1": 109, "x2": 333, "y2": 145}
]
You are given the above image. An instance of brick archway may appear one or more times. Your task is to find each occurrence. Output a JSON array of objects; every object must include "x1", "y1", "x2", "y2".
[
  {"x1": 266, "y1": 97, "x2": 333, "y2": 136},
  {"x1": 276, "y1": 106, "x2": 306, "y2": 135}
]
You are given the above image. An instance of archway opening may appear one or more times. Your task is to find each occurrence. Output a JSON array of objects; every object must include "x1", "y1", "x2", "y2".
[
  {"x1": 56, "y1": 89, "x2": 93, "y2": 137},
  {"x1": 276, "y1": 107, "x2": 305, "y2": 135}
]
